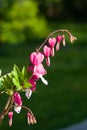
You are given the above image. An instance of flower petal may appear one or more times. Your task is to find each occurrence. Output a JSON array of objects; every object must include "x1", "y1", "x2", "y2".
[
  {"x1": 14, "y1": 106, "x2": 22, "y2": 113},
  {"x1": 48, "y1": 38, "x2": 56, "y2": 48},
  {"x1": 30, "y1": 52, "x2": 44, "y2": 66},
  {"x1": 25, "y1": 89, "x2": 32, "y2": 99},
  {"x1": 40, "y1": 75, "x2": 48, "y2": 85}
]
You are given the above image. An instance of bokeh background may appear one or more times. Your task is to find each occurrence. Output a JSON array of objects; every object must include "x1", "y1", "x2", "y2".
[{"x1": 0, "y1": 0, "x2": 87, "y2": 130}]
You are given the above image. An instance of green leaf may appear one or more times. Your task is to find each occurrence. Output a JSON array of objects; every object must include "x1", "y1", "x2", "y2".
[
  {"x1": 12, "y1": 70, "x2": 19, "y2": 80},
  {"x1": 21, "y1": 66, "x2": 26, "y2": 81},
  {"x1": 6, "y1": 74, "x2": 13, "y2": 85},
  {"x1": 12, "y1": 78, "x2": 22, "y2": 91},
  {"x1": 21, "y1": 66, "x2": 32, "y2": 82},
  {"x1": 0, "y1": 80, "x2": 3, "y2": 90},
  {"x1": 3, "y1": 76, "x2": 12, "y2": 89},
  {"x1": 23, "y1": 81, "x2": 32, "y2": 89},
  {"x1": 13, "y1": 64, "x2": 20, "y2": 76},
  {"x1": 12, "y1": 64, "x2": 22, "y2": 83}
]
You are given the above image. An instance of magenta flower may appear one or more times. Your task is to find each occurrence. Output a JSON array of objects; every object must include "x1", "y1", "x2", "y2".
[
  {"x1": 13, "y1": 92, "x2": 22, "y2": 106},
  {"x1": 43, "y1": 45, "x2": 51, "y2": 66},
  {"x1": 8, "y1": 112, "x2": 13, "y2": 126},
  {"x1": 13, "y1": 92, "x2": 22, "y2": 113},
  {"x1": 30, "y1": 52, "x2": 44, "y2": 66},
  {"x1": 29, "y1": 77, "x2": 36, "y2": 91},
  {"x1": 56, "y1": 35, "x2": 62, "y2": 51},
  {"x1": 48, "y1": 37, "x2": 56, "y2": 56},
  {"x1": 28, "y1": 65, "x2": 34, "y2": 73}
]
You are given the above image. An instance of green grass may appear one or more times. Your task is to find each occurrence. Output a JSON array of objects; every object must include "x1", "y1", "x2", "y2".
[{"x1": 0, "y1": 22, "x2": 87, "y2": 130}]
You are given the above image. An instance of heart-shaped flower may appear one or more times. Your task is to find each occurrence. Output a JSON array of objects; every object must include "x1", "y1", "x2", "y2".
[
  {"x1": 30, "y1": 52, "x2": 44, "y2": 66},
  {"x1": 43, "y1": 45, "x2": 51, "y2": 66}
]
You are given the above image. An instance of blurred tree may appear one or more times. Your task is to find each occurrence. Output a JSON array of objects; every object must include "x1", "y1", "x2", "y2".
[{"x1": 0, "y1": 0, "x2": 49, "y2": 44}]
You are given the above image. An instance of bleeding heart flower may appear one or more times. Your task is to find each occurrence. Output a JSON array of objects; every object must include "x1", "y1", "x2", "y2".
[
  {"x1": 43, "y1": 45, "x2": 51, "y2": 66},
  {"x1": 27, "y1": 112, "x2": 36, "y2": 125},
  {"x1": 13, "y1": 92, "x2": 22, "y2": 106},
  {"x1": 62, "y1": 35, "x2": 66, "y2": 46},
  {"x1": 30, "y1": 52, "x2": 44, "y2": 66},
  {"x1": 8, "y1": 112, "x2": 13, "y2": 126},
  {"x1": 13, "y1": 92, "x2": 22, "y2": 113},
  {"x1": 29, "y1": 77, "x2": 36, "y2": 91},
  {"x1": 48, "y1": 38, "x2": 56, "y2": 56},
  {"x1": 14, "y1": 106, "x2": 22, "y2": 114},
  {"x1": 25, "y1": 88, "x2": 32, "y2": 99},
  {"x1": 56, "y1": 35, "x2": 62, "y2": 51},
  {"x1": 33, "y1": 64, "x2": 48, "y2": 85}
]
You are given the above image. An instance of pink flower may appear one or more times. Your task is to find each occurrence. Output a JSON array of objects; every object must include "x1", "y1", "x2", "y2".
[
  {"x1": 25, "y1": 77, "x2": 36, "y2": 99},
  {"x1": 30, "y1": 52, "x2": 44, "y2": 66},
  {"x1": 62, "y1": 35, "x2": 66, "y2": 46},
  {"x1": 27, "y1": 112, "x2": 36, "y2": 124},
  {"x1": 33, "y1": 64, "x2": 48, "y2": 85},
  {"x1": 56, "y1": 35, "x2": 62, "y2": 51},
  {"x1": 28, "y1": 65, "x2": 34, "y2": 73},
  {"x1": 43, "y1": 45, "x2": 51, "y2": 66},
  {"x1": 8, "y1": 112, "x2": 13, "y2": 126},
  {"x1": 29, "y1": 77, "x2": 36, "y2": 91},
  {"x1": 48, "y1": 38, "x2": 56, "y2": 56},
  {"x1": 13, "y1": 92, "x2": 22, "y2": 106},
  {"x1": 33, "y1": 64, "x2": 46, "y2": 78},
  {"x1": 13, "y1": 92, "x2": 22, "y2": 113}
]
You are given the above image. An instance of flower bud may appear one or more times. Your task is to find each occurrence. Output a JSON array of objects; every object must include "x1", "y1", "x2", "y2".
[{"x1": 8, "y1": 112, "x2": 13, "y2": 126}]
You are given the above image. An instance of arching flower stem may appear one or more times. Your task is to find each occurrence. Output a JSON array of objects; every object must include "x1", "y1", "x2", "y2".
[{"x1": 36, "y1": 29, "x2": 77, "y2": 52}]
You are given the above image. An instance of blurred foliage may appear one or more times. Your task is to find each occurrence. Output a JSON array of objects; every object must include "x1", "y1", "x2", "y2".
[
  {"x1": 0, "y1": 0, "x2": 87, "y2": 44},
  {"x1": 0, "y1": 0, "x2": 49, "y2": 44}
]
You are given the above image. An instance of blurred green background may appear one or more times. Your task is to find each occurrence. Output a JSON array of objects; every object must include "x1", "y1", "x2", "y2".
[{"x1": 0, "y1": 0, "x2": 87, "y2": 130}]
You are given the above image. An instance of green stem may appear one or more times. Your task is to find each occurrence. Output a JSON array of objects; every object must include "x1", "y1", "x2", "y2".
[{"x1": 0, "y1": 96, "x2": 12, "y2": 124}]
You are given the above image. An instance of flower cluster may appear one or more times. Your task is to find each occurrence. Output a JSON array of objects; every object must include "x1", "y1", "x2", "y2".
[
  {"x1": 28, "y1": 35, "x2": 68, "y2": 94},
  {"x1": 0, "y1": 29, "x2": 77, "y2": 126}
]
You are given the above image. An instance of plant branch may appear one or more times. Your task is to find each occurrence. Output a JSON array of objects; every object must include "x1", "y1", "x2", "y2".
[
  {"x1": 36, "y1": 29, "x2": 76, "y2": 52},
  {"x1": 0, "y1": 96, "x2": 12, "y2": 124}
]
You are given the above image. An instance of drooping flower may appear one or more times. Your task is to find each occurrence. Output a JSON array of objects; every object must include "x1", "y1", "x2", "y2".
[
  {"x1": 56, "y1": 35, "x2": 62, "y2": 51},
  {"x1": 69, "y1": 34, "x2": 77, "y2": 43},
  {"x1": 33, "y1": 64, "x2": 48, "y2": 85},
  {"x1": 13, "y1": 92, "x2": 22, "y2": 113},
  {"x1": 13, "y1": 92, "x2": 22, "y2": 106},
  {"x1": 27, "y1": 112, "x2": 36, "y2": 125},
  {"x1": 25, "y1": 88, "x2": 32, "y2": 99},
  {"x1": 14, "y1": 106, "x2": 22, "y2": 114},
  {"x1": 8, "y1": 112, "x2": 13, "y2": 126},
  {"x1": 29, "y1": 77, "x2": 36, "y2": 91},
  {"x1": 30, "y1": 52, "x2": 44, "y2": 66},
  {"x1": 62, "y1": 35, "x2": 66, "y2": 46},
  {"x1": 43, "y1": 45, "x2": 51, "y2": 66},
  {"x1": 48, "y1": 37, "x2": 56, "y2": 56}
]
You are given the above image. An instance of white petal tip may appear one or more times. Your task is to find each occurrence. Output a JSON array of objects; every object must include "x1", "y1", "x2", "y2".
[{"x1": 40, "y1": 76, "x2": 48, "y2": 85}]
